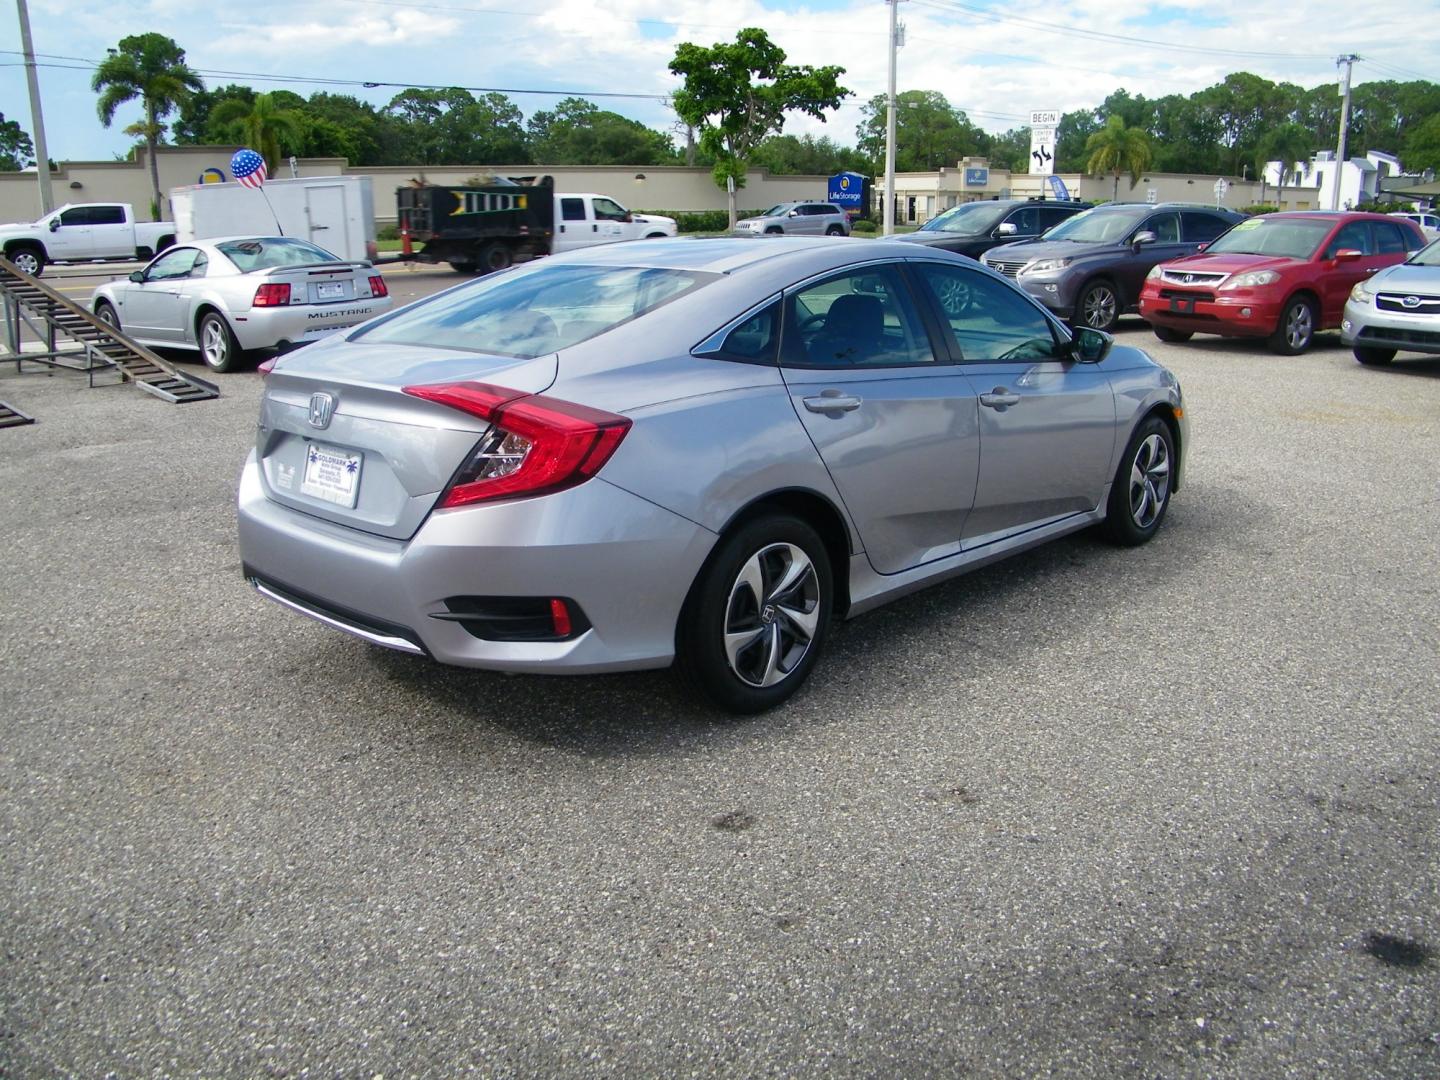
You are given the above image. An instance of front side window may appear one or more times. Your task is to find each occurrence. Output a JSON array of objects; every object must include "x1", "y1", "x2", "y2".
[
  {"x1": 781, "y1": 266, "x2": 935, "y2": 369},
  {"x1": 1143, "y1": 213, "x2": 1181, "y2": 243},
  {"x1": 58, "y1": 207, "x2": 92, "y2": 227},
  {"x1": 356, "y1": 264, "x2": 713, "y2": 358},
  {"x1": 1006, "y1": 206, "x2": 1041, "y2": 235},
  {"x1": 145, "y1": 247, "x2": 203, "y2": 281},
  {"x1": 1324, "y1": 221, "x2": 1373, "y2": 258},
  {"x1": 591, "y1": 198, "x2": 628, "y2": 222},
  {"x1": 912, "y1": 264, "x2": 1061, "y2": 362}
]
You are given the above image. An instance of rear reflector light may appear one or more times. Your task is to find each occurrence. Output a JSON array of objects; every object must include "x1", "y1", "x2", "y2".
[
  {"x1": 549, "y1": 598, "x2": 572, "y2": 638},
  {"x1": 368, "y1": 275, "x2": 388, "y2": 298},
  {"x1": 402, "y1": 381, "x2": 631, "y2": 507},
  {"x1": 253, "y1": 283, "x2": 291, "y2": 307},
  {"x1": 258, "y1": 357, "x2": 277, "y2": 376}
]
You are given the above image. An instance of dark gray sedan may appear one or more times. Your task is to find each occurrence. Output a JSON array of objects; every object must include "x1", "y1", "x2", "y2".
[{"x1": 239, "y1": 237, "x2": 1187, "y2": 712}]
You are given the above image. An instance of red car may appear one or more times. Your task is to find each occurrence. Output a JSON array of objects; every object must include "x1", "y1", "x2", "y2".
[{"x1": 1139, "y1": 212, "x2": 1427, "y2": 354}]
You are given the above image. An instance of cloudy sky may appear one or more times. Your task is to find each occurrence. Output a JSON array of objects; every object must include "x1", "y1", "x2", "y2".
[{"x1": 4, "y1": 0, "x2": 1438, "y2": 163}]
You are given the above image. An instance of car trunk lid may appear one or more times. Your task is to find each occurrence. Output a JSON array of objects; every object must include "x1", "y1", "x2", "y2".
[{"x1": 256, "y1": 340, "x2": 558, "y2": 540}]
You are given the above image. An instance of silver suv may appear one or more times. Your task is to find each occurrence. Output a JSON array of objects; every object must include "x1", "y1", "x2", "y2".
[{"x1": 733, "y1": 202, "x2": 851, "y2": 237}]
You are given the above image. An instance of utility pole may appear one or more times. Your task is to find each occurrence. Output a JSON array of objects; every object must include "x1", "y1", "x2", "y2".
[
  {"x1": 883, "y1": 0, "x2": 900, "y2": 236},
  {"x1": 15, "y1": 0, "x2": 54, "y2": 214},
  {"x1": 1332, "y1": 53, "x2": 1359, "y2": 210}
]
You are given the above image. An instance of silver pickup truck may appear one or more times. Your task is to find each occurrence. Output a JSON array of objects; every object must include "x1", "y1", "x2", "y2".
[{"x1": 0, "y1": 203, "x2": 175, "y2": 277}]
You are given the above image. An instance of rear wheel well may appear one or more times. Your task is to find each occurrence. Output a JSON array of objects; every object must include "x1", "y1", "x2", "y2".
[
  {"x1": 194, "y1": 304, "x2": 224, "y2": 339},
  {"x1": 715, "y1": 490, "x2": 855, "y2": 618}
]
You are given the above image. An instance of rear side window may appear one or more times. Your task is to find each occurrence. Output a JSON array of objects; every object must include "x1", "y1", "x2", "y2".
[
  {"x1": 697, "y1": 302, "x2": 780, "y2": 365},
  {"x1": 780, "y1": 266, "x2": 935, "y2": 368},
  {"x1": 1182, "y1": 212, "x2": 1232, "y2": 243},
  {"x1": 89, "y1": 206, "x2": 126, "y2": 225},
  {"x1": 560, "y1": 198, "x2": 586, "y2": 222},
  {"x1": 1372, "y1": 221, "x2": 1408, "y2": 254},
  {"x1": 356, "y1": 264, "x2": 713, "y2": 358}
]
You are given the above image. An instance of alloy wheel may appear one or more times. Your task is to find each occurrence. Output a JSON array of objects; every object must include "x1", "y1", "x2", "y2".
[
  {"x1": 202, "y1": 319, "x2": 229, "y2": 367},
  {"x1": 1082, "y1": 285, "x2": 1117, "y2": 329},
  {"x1": 723, "y1": 542, "x2": 821, "y2": 688},
  {"x1": 1284, "y1": 302, "x2": 1313, "y2": 351},
  {"x1": 935, "y1": 275, "x2": 972, "y2": 315},
  {"x1": 1128, "y1": 433, "x2": 1171, "y2": 529},
  {"x1": 13, "y1": 251, "x2": 40, "y2": 275}
]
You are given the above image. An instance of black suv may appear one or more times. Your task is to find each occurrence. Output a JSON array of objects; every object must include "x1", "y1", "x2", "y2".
[
  {"x1": 893, "y1": 199, "x2": 1092, "y2": 259},
  {"x1": 981, "y1": 202, "x2": 1246, "y2": 331}
]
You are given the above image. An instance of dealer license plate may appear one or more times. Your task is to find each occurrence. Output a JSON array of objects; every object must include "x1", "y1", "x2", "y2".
[
  {"x1": 300, "y1": 442, "x2": 362, "y2": 507},
  {"x1": 316, "y1": 281, "x2": 346, "y2": 300}
]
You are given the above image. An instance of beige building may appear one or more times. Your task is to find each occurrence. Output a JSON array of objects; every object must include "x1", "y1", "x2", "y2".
[
  {"x1": 0, "y1": 145, "x2": 838, "y2": 227},
  {"x1": 878, "y1": 156, "x2": 1320, "y2": 224}
]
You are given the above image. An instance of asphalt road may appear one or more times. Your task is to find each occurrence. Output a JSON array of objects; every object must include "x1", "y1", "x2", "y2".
[{"x1": 2, "y1": 289, "x2": 1438, "y2": 1077}]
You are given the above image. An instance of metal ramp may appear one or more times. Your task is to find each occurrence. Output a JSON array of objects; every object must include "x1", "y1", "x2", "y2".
[
  {"x1": 0, "y1": 399, "x2": 34, "y2": 428},
  {"x1": 0, "y1": 255, "x2": 219, "y2": 404}
]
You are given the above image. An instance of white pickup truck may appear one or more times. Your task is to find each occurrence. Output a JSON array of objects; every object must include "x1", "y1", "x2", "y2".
[{"x1": 0, "y1": 203, "x2": 176, "y2": 277}]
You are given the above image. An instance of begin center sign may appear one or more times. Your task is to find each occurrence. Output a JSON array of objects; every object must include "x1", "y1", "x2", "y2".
[{"x1": 1029, "y1": 109, "x2": 1059, "y2": 175}]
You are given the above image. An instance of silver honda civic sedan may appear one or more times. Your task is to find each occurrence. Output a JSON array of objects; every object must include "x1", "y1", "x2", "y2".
[
  {"x1": 91, "y1": 236, "x2": 392, "y2": 373},
  {"x1": 238, "y1": 237, "x2": 1187, "y2": 712}
]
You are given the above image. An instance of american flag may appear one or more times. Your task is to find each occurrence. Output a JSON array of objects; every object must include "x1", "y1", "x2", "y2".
[{"x1": 231, "y1": 148, "x2": 267, "y2": 189}]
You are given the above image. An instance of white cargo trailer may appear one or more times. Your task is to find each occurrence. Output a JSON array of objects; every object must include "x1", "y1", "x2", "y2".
[{"x1": 170, "y1": 176, "x2": 377, "y2": 263}]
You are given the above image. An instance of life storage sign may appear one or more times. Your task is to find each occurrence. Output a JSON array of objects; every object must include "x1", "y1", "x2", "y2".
[{"x1": 827, "y1": 172, "x2": 870, "y2": 217}]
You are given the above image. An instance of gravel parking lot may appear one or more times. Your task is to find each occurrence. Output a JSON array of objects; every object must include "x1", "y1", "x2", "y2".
[{"x1": 2, "y1": 277, "x2": 1437, "y2": 1077}]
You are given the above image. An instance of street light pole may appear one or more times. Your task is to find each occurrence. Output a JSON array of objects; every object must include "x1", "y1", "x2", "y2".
[
  {"x1": 15, "y1": 0, "x2": 54, "y2": 214},
  {"x1": 883, "y1": 0, "x2": 898, "y2": 236}
]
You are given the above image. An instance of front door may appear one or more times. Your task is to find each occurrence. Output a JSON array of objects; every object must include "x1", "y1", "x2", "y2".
[
  {"x1": 908, "y1": 261, "x2": 1116, "y2": 545},
  {"x1": 122, "y1": 247, "x2": 204, "y2": 342},
  {"x1": 590, "y1": 198, "x2": 630, "y2": 245},
  {"x1": 48, "y1": 206, "x2": 95, "y2": 260},
  {"x1": 778, "y1": 263, "x2": 980, "y2": 575}
]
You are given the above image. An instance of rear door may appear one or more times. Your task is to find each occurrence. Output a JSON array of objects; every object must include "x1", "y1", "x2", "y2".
[
  {"x1": 87, "y1": 205, "x2": 133, "y2": 257},
  {"x1": 304, "y1": 184, "x2": 348, "y2": 256},
  {"x1": 778, "y1": 262, "x2": 981, "y2": 574},
  {"x1": 909, "y1": 261, "x2": 1116, "y2": 545},
  {"x1": 553, "y1": 197, "x2": 588, "y2": 253}
]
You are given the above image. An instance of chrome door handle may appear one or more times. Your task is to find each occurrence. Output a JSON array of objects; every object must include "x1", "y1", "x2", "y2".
[
  {"x1": 803, "y1": 392, "x2": 862, "y2": 414},
  {"x1": 980, "y1": 388, "x2": 1020, "y2": 408}
]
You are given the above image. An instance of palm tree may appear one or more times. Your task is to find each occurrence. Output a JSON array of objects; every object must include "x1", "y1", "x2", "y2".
[
  {"x1": 92, "y1": 34, "x2": 203, "y2": 220},
  {"x1": 1085, "y1": 115, "x2": 1153, "y2": 202},
  {"x1": 209, "y1": 93, "x2": 307, "y2": 176},
  {"x1": 1255, "y1": 124, "x2": 1314, "y2": 209}
]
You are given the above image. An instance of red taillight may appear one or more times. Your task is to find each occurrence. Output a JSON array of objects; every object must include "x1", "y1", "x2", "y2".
[
  {"x1": 258, "y1": 357, "x2": 277, "y2": 377},
  {"x1": 369, "y1": 275, "x2": 388, "y2": 298},
  {"x1": 402, "y1": 381, "x2": 631, "y2": 507},
  {"x1": 253, "y1": 283, "x2": 291, "y2": 307}
]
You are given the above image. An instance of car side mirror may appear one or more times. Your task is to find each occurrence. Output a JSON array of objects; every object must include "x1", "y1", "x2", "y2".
[
  {"x1": 996, "y1": 222, "x2": 1018, "y2": 236},
  {"x1": 128, "y1": 270, "x2": 145, "y2": 283},
  {"x1": 1132, "y1": 230, "x2": 1156, "y2": 250},
  {"x1": 1333, "y1": 248, "x2": 1362, "y2": 261},
  {"x1": 788, "y1": 209, "x2": 800, "y2": 217},
  {"x1": 48, "y1": 219, "x2": 60, "y2": 232},
  {"x1": 622, "y1": 213, "x2": 633, "y2": 223},
  {"x1": 1070, "y1": 326, "x2": 1112, "y2": 364},
  {"x1": 1196, "y1": 242, "x2": 1209, "y2": 252}
]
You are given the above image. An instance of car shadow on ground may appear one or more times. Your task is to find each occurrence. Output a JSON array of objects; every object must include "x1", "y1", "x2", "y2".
[{"x1": 363, "y1": 480, "x2": 1274, "y2": 757}]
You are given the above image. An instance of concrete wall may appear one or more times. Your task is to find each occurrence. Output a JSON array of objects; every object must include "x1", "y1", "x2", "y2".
[{"x1": 0, "y1": 146, "x2": 835, "y2": 226}]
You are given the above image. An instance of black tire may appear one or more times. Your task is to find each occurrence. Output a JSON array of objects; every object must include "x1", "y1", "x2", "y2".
[
  {"x1": 1152, "y1": 325, "x2": 1193, "y2": 343},
  {"x1": 1102, "y1": 415, "x2": 1175, "y2": 547},
  {"x1": 95, "y1": 300, "x2": 120, "y2": 331},
  {"x1": 477, "y1": 242, "x2": 512, "y2": 272},
  {"x1": 156, "y1": 235, "x2": 175, "y2": 253},
  {"x1": 678, "y1": 514, "x2": 833, "y2": 714},
  {"x1": 1074, "y1": 279, "x2": 1120, "y2": 332},
  {"x1": 1268, "y1": 295, "x2": 1316, "y2": 355},
  {"x1": 765, "y1": 226, "x2": 784, "y2": 235},
  {"x1": 198, "y1": 310, "x2": 245, "y2": 373},
  {"x1": 447, "y1": 260, "x2": 477, "y2": 274},
  {"x1": 825, "y1": 225, "x2": 845, "y2": 236},
  {"x1": 1354, "y1": 346, "x2": 1396, "y2": 366},
  {"x1": 644, "y1": 231, "x2": 668, "y2": 239},
  {"x1": 135, "y1": 246, "x2": 154, "y2": 261},
  {"x1": 9, "y1": 246, "x2": 45, "y2": 277}
]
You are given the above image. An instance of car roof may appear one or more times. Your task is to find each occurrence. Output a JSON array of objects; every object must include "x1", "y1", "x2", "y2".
[
  {"x1": 1088, "y1": 202, "x2": 1240, "y2": 213},
  {"x1": 525, "y1": 235, "x2": 965, "y2": 276}
]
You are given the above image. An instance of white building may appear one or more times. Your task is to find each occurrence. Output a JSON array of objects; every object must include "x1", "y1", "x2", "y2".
[{"x1": 1264, "y1": 150, "x2": 1402, "y2": 210}]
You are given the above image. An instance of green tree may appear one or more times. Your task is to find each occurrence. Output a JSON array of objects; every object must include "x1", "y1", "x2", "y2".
[
  {"x1": 1255, "y1": 123, "x2": 1316, "y2": 204},
  {"x1": 856, "y1": 90, "x2": 986, "y2": 172},
  {"x1": 751, "y1": 133, "x2": 867, "y2": 175},
  {"x1": 385, "y1": 89, "x2": 529, "y2": 165},
  {"x1": 528, "y1": 98, "x2": 675, "y2": 165},
  {"x1": 0, "y1": 113, "x2": 36, "y2": 171},
  {"x1": 985, "y1": 127, "x2": 1031, "y2": 173},
  {"x1": 670, "y1": 27, "x2": 849, "y2": 227},
  {"x1": 1085, "y1": 115, "x2": 1153, "y2": 201},
  {"x1": 1054, "y1": 109, "x2": 1102, "y2": 172},
  {"x1": 208, "y1": 92, "x2": 306, "y2": 173},
  {"x1": 1403, "y1": 112, "x2": 1440, "y2": 173},
  {"x1": 173, "y1": 84, "x2": 254, "y2": 144},
  {"x1": 92, "y1": 33, "x2": 204, "y2": 219}
]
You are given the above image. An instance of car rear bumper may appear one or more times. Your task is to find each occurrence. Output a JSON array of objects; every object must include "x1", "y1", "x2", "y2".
[
  {"x1": 1341, "y1": 299, "x2": 1440, "y2": 355},
  {"x1": 1139, "y1": 289, "x2": 1284, "y2": 338},
  {"x1": 232, "y1": 297, "x2": 392, "y2": 351},
  {"x1": 236, "y1": 453, "x2": 717, "y2": 673}
]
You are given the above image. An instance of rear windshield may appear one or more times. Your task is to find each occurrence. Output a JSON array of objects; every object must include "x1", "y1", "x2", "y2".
[
  {"x1": 1044, "y1": 206, "x2": 1149, "y2": 243},
  {"x1": 218, "y1": 238, "x2": 340, "y2": 272},
  {"x1": 354, "y1": 264, "x2": 713, "y2": 358},
  {"x1": 919, "y1": 202, "x2": 1007, "y2": 235},
  {"x1": 1205, "y1": 217, "x2": 1332, "y2": 259}
]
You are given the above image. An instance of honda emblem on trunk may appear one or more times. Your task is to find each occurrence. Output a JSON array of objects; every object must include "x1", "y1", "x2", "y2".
[{"x1": 308, "y1": 392, "x2": 335, "y2": 429}]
